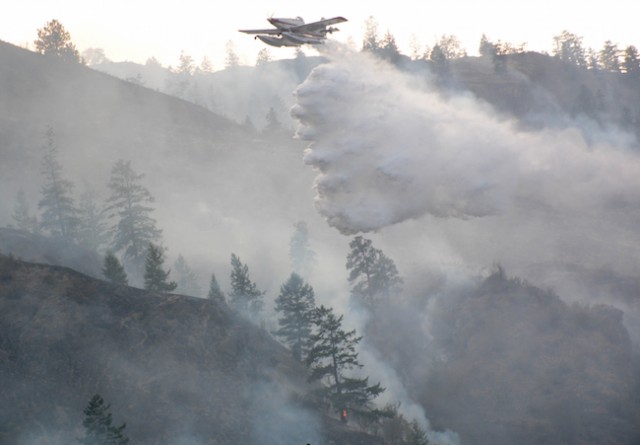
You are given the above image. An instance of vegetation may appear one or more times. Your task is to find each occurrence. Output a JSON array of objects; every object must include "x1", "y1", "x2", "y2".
[
  {"x1": 12, "y1": 189, "x2": 39, "y2": 233},
  {"x1": 207, "y1": 272, "x2": 226, "y2": 304},
  {"x1": 38, "y1": 127, "x2": 79, "y2": 238},
  {"x1": 106, "y1": 160, "x2": 162, "y2": 273},
  {"x1": 173, "y1": 254, "x2": 201, "y2": 297},
  {"x1": 34, "y1": 19, "x2": 81, "y2": 63},
  {"x1": 143, "y1": 243, "x2": 177, "y2": 292},
  {"x1": 76, "y1": 187, "x2": 109, "y2": 252},
  {"x1": 3, "y1": 21, "x2": 640, "y2": 445},
  {"x1": 228, "y1": 254, "x2": 264, "y2": 319},
  {"x1": 79, "y1": 394, "x2": 129, "y2": 445},
  {"x1": 306, "y1": 305, "x2": 385, "y2": 422},
  {"x1": 102, "y1": 252, "x2": 129, "y2": 286},
  {"x1": 273, "y1": 272, "x2": 316, "y2": 362},
  {"x1": 346, "y1": 236, "x2": 402, "y2": 307}
]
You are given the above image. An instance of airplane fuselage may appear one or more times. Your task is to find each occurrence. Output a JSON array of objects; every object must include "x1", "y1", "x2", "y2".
[{"x1": 267, "y1": 17, "x2": 305, "y2": 30}]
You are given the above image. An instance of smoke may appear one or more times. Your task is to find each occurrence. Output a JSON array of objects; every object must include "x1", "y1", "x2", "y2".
[
  {"x1": 292, "y1": 43, "x2": 640, "y2": 235},
  {"x1": 291, "y1": 43, "x2": 640, "y2": 314},
  {"x1": 290, "y1": 44, "x2": 640, "y2": 442}
]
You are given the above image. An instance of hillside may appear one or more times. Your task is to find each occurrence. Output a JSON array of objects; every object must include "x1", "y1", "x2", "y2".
[
  {"x1": 0, "y1": 255, "x2": 379, "y2": 445},
  {"x1": 364, "y1": 269, "x2": 640, "y2": 445},
  {"x1": 0, "y1": 227, "x2": 102, "y2": 278},
  {"x1": 0, "y1": 39, "x2": 251, "y2": 200},
  {"x1": 4, "y1": 39, "x2": 640, "y2": 445},
  {"x1": 0, "y1": 40, "x2": 319, "y2": 290},
  {"x1": 91, "y1": 49, "x2": 640, "y2": 147},
  {"x1": 91, "y1": 55, "x2": 324, "y2": 129}
]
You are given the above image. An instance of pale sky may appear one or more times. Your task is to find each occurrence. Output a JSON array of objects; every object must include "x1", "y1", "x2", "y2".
[{"x1": 2, "y1": 0, "x2": 638, "y2": 70}]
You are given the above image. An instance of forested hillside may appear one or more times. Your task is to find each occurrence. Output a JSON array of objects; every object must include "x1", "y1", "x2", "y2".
[
  {"x1": 0, "y1": 255, "x2": 381, "y2": 445},
  {"x1": 2, "y1": 31, "x2": 640, "y2": 445}
]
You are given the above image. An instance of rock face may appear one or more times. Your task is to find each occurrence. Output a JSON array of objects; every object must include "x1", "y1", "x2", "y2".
[{"x1": 0, "y1": 255, "x2": 322, "y2": 445}]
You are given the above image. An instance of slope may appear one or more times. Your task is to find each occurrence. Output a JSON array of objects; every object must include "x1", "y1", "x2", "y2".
[{"x1": 0, "y1": 254, "x2": 378, "y2": 445}]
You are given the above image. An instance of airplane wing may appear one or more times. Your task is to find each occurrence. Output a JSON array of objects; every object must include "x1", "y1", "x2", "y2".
[
  {"x1": 238, "y1": 28, "x2": 281, "y2": 35},
  {"x1": 292, "y1": 16, "x2": 347, "y2": 33}
]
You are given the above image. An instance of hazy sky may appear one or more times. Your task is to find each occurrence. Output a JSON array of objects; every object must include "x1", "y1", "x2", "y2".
[{"x1": 2, "y1": 0, "x2": 638, "y2": 69}]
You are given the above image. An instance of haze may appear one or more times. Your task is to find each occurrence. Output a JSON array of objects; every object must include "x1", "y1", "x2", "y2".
[
  {"x1": 2, "y1": 5, "x2": 640, "y2": 445},
  {"x1": 2, "y1": 0, "x2": 639, "y2": 67}
]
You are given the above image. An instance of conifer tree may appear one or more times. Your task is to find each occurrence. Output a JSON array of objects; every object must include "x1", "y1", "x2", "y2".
[
  {"x1": 306, "y1": 305, "x2": 384, "y2": 422},
  {"x1": 79, "y1": 394, "x2": 129, "y2": 445},
  {"x1": 174, "y1": 254, "x2": 202, "y2": 297},
  {"x1": 346, "y1": 236, "x2": 403, "y2": 307},
  {"x1": 407, "y1": 419, "x2": 431, "y2": 445},
  {"x1": 379, "y1": 30, "x2": 401, "y2": 63},
  {"x1": 256, "y1": 48, "x2": 272, "y2": 66},
  {"x1": 38, "y1": 127, "x2": 79, "y2": 238},
  {"x1": 228, "y1": 254, "x2": 264, "y2": 319},
  {"x1": 34, "y1": 19, "x2": 81, "y2": 63},
  {"x1": 13, "y1": 189, "x2": 39, "y2": 233},
  {"x1": 207, "y1": 272, "x2": 226, "y2": 304},
  {"x1": 552, "y1": 31, "x2": 587, "y2": 67},
  {"x1": 624, "y1": 45, "x2": 640, "y2": 77},
  {"x1": 106, "y1": 160, "x2": 162, "y2": 272},
  {"x1": 362, "y1": 16, "x2": 380, "y2": 52},
  {"x1": 77, "y1": 187, "x2": 109, "y2": 252},
  {"x1": 274, "y1": 273, "x2": 316, "y2": 362},
  {"x1": 599, "y1": 40, "x2": 620, "y2": 72},
  {"x1": 102, "y1": 252, "x2": 128, "y2": 286},
  {"x1": 144, "y1": 243, "x2": 177, "y2": 292}
]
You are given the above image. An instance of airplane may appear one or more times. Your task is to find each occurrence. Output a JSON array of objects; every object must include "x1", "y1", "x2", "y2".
[{"x1": 239, "y1": 16, "x2": 347, "y2": 47}]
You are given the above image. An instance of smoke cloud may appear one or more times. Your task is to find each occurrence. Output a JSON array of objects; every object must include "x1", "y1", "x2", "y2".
[{"x1": 292, "y1": 44, "x2": 640, "y2": 237}]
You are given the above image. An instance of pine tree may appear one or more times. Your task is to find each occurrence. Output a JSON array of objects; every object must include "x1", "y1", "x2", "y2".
[
  {"x1": 144, "y1": 243, "x2": 177, "y2": 292},
  {"x1": 207, "y1": 272, "x2": 226, "y2": 304},
  {"x1": 553, "y1": 31, "x2": 587, "y2": 67},
  {"x1": 346, "y1": 236, "x2": 403, "y2": 307},
  {"x1": 79, "y1": 394, "x2": 129, "y2": 445},
  {"x1": 199, "y1": 56, "x2": 214, "y2": 73},
  {"x1": 77, "y1": 187, "x2": 109, "y2": 252},
  {"x1": 13, "y1": 189, "x2": 39, "y2": 233},
  {"x1": 379, "y1": 30, "x2": 401, "y2": 63},
  {"x1": 274, "y1": 273, "x2": 316, "y2": 362},
  {"x1": 228, "y1": 254, "x2": 264, "y2": 319},
  {"x1": 102, "y1": 252, "x2": 128, "y2": 286},
  {"x1": 624, "y1": 45, "x2": 640, "y2": 77},
  {"x1": 289, "y1": 221, "x2": 315, "y2": 278},
  {"x1": 479, "y1": 34, "x2": 497, "y2": 58},
  {"x1": 38, "y1": 127, "x2": 79, "y2": 238},
  {"x1": 407, "y1": 420, "x2": 431, "y2": 445},
  {"x1": 256, "y1": 48, "x2": 272, "y2": 66},
  {"x1": 599, "y1": 40, "x2": 620, "y2": 72},
  {"x1": 174, "y1": 254, "x2": 202, "y2": 297},
  {"x1": 306, "y1": 305, "x2": 384, "y2": 422},
  {"x1": 106, "y1": 160, "x2": 162, "y2": 273},
  {"x1": 34, "y1": 19, "x2": 81, "y2": 63},
  {"x1": 362, "y1": 16, "x2": 380, "y2": 52},
  {"x1": 224, "y1": 40, "x2": 240, "y2": 68}
]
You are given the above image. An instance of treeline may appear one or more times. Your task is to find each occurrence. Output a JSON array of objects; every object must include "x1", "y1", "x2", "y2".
[
  {"x1": 8, "y1": 127, "x2": 431, "y2": 444},
  {"x1": 10, "y1": 127, "x2": 169, "y2": 285},
  {"x1": 62, "y1": 232, "x2": 431, "y2": 445},
  {"x1": 31, "y1": 16, "x2": 640, "y2": 78}
]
